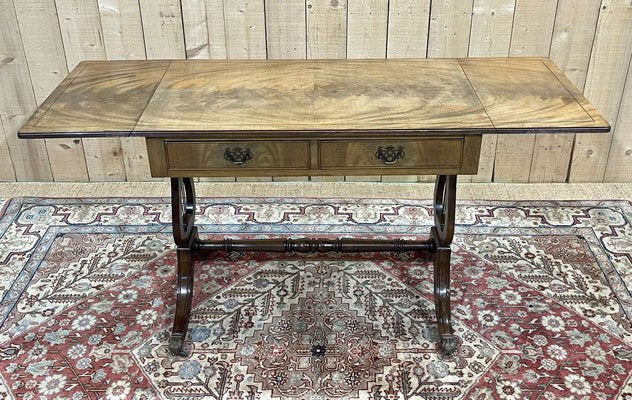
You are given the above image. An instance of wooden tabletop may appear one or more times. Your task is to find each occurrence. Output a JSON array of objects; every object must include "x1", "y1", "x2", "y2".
[{"x1": 18, "y1": 58, "x2": 610, "y2": 138}]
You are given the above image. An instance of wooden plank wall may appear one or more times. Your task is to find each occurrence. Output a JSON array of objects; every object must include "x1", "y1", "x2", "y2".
[{"x1": 1, "y1": 0, "x2": 631, "y2": 183}]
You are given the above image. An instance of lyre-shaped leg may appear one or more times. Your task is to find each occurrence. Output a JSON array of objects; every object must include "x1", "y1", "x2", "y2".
[
  {"x1": 169, "y1": 177, "x2": 198, "y2": 356},
  {"x1": 432, "y1": 175, "x2": 457, "y2": 355}
]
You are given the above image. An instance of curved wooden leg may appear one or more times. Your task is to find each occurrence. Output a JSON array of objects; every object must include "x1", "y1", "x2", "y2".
[
  {"x1": 433, "y1": 238, "x2": 455, "y2": 355},
  {"x1": 169, "y1": 177, "x2": 197, "y2": 356},
  {"x1": 432, "y1": 175, "x2": 457, "y2": 355},
  {"x1": 169, "y1": 243, "x2": 197, "y2": 356}
]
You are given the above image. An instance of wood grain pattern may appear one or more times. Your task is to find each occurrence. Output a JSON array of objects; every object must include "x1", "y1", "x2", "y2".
[
  {"x1": 222, "y1": 0, "x2": 267, "y2": 184},
  {"x1": 56, "y1": 0, "x2": 126, "y2": 181},
  {"x1": 346, "y1": 0, "x2": 389, "y2": 182},
  {"x1": 136, "y1": 59, "x2": 492, "y2": 133},
  {"x1": 5, "y1": 1, "x2": 632, "y2": 183},
  {"x1": 462, "y1": 0, "x2": 514, "y2": 183},
  {"x1": 166, "y1": 140, "x2": 311, "y2": 171},
  {"x1": 306, "y1": 0, "x2": 346, "y2": 182},
  {"x1": 383, "y1": 0, "x2": 430, "y2": 182},
  {"x1": 318, "y1": 139, "x2": 463, "y2": 169},
  {"x1": 99, "y1": 0, "x2": 152, "y2": 181},
  {"x1": 18, "y1": 58, "x2": 610, "y2": 140},
  {"x1": 459, "y1": 58, "x2": 598, "y2": 129},
  {"x1": 266, "y1": 0, "x2": 308, "y2": 182},
  {"x1": 21, "y1": 61, "x2": 170, "y2": 134},
  {"x1": 146, "y1": 136, "x2": 481, "y2": 178}
]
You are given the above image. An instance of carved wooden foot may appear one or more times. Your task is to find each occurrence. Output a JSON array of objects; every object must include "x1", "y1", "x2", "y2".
[
  {"x1": 168, "y1": 334, "x2": 187, "y2": 357},
  {"x1": 431, "y1": 175, "x2": 457, "y2": 355},
  {"x1": 169, "y1": 177, "x2": 197, "y2": 357},
  {"x1": 439, "y1": 334, "x2": 456, "y2": 355}
]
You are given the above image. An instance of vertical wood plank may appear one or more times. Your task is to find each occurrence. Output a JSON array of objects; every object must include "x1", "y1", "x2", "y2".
[
  {"x1": 56, "y1": 0, "x2": 126, "y2": 182},
  {"x1": 427, "y1": 0, "x2": 474, "y2": 58},
  {"x1": 183, "y1": 0, "x2": 232, "y2": 183},
  {"x1": 224, "y1": 0, "x2": 267, "y2": 59},
  {"x1": 206, "y1": 0, "x2": 228, "y2": 58},
  {"x1": 181, "y1": 0, "x2": 211, "y2": 59},
  {"x1": 382, "y1": 1, "x2": 430, "y2": 182},
  {"x1": 56, "y1": 0, "x2": 106, "y2": 69},
  {"x1": 570, "y1": 0, "x2": 632, "y2": 182},
  {"x1": 266, "y1": 0, "x2": 306, "y2": 59},
  {"x1": 15, "y1": 0, "x2": 89, "y2": 181},
  {"x1": 15, "y1": 0, "x2": 68, "y2": 103},
  {"x1": 307, "y1": 0, "x2": 347, "y2": 181},
  {"x1": 266, "y1": 0, "x2": 309, "y2": 181},
  {"x1": 223, "y1": 0, "x2": 268, "y2": 181},
  {"x1": 424, "y1": 0, "x2": 474, "y2": 182},
  {"x1": 98, "y1": 0, "x2": 153, "y2": 182},
  {"x1": 0, "y1": 118, "x2": 16, "y2": 181},
  {"x1": 347, "y1": 0, "x2": 389, "y2": 58},
  {"x1": 182, "y1": 0, "x2": 228, "y2": 60},
  {"x1": 138, "y1": 0, "x2": 185, "y2": 59},
  {"x1": 468, "y1": 0, "x2": 514, "y2": 57},
  {"x1": 549, "y1": 0, "x2": 601, "y2": 88},
  {"x1": 493, "y1": 0, "x2": 557, "y2": 182},
  {"x1": 306, "y1": 0, "x2": 347, "y2": 59},
  {"x1": 462, "y1": 0, "x2": 515, "y2": 183},
  {"x1": 529, "y1": 0, "x2": 601, "y2": 183},
  {"x1": 98, "y1": 0, "x2": 146, "y2": 60},
  {"x1": 6, "y1": 0, "x2": 632, "y2": 184},
  {"x1": 345, "y1": 0, "x2": 388, "y2": 182},
  {"x1": 509, "y1": 0, "x2": 557, "y2": 56},
  {"x1": 604, "y1": 53, "x2": 632, "y2": 182},
  {"x1": 387, "y1": 0, "x2": 430, "y2": 58},
  {"x1": 0, "y1": 0, "x2": 52, "y2": 181}
]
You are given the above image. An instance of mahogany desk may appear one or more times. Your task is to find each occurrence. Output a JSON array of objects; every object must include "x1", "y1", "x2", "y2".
[{"x1": 18, "y1": 58, "x2": 610, "y2": 357}]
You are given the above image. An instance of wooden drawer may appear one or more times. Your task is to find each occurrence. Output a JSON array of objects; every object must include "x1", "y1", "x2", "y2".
[
  {"x1": 164, "y1": 140, "x2": 311, "y2": 171},
  {"x1": 318, "y1": 138, "x2": 463, "y2": 169}
]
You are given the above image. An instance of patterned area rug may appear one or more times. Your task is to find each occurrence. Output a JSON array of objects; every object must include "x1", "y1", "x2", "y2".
[{"x1": 0, "y1": 197, "x2": 630, "y2": 399}]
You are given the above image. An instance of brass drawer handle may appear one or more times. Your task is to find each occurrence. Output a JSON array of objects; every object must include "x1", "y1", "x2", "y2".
[
  {"x1": 375, "y1": 145, "x2": 405, "y2": 165},
  {"x1": 224, "y1": 147, "x2": 253, "y2": 164}
]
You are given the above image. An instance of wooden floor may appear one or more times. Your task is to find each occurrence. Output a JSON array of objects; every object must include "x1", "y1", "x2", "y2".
[{"x1": 1, "y1": 182, "x2": 631, "y2": 201}]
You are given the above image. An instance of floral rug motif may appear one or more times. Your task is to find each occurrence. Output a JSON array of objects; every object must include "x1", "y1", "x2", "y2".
[{"x1": 0, "y1": 197, "x2": 630, "y2": 399}]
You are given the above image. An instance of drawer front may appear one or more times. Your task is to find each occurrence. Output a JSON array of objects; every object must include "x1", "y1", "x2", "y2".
[
  {"x1": 318, "y1": 138, "x2": 463, "y2": 169},
  {"x1": 165, "y1": 140, "x2": 311, "y2": 171}
]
